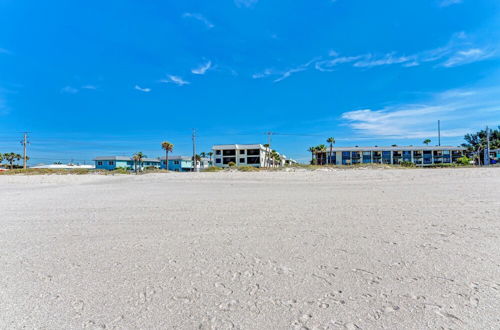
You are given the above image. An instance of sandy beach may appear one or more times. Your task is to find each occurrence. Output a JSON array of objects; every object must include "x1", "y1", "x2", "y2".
[{"x1": 0, "y1": 168, "x2": 499, "y2": 329}]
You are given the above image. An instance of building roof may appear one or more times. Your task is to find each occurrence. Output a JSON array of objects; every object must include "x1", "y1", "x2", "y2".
[
  {"x1": 325, "y1": 146, "x2": 466, "y2": 152},
  {"x1": 93, "y1": 156, "x2": 160, "y2": 162},
  {"x1": 212, "y1": 144, "x2": 266, "y2": 150}
]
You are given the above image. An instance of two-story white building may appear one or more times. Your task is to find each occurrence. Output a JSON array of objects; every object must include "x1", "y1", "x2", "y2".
[{"x1": 212, "y1": 144, "x2": 281, "y2": 168}]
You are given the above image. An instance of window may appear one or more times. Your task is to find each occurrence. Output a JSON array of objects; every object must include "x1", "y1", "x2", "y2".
[
  {"x1": 223, "y1": 157, "x2": 236, "y2": 164},
  {"x1": 247, "y1": 149, "x2": 260, "y2": 156},
  {"x1": 109, "y1": 161, "x2": 114, "y2": 165},
  {"x1": 247, "y1": 156, "x2": 260, "y2": 164},
  {"x1": 97, "y1": 161, "x2": 103, "y2": 166},
  {"x1": 215, "y1": 150, "x2": 221, "y2": 155},
  {"x1": 342, "y1": 152, "x2": 351, "y2": 165},
  {"x1": 382, "y1": 151, "x2": 391, "y2": 164},
  {"x1": 215, "y1": 158, "x2": 221, "y2": 164},
  {"x1": 362, "y1": 152, "x2": 371, "y2": 163},
  {"x1": 240, "y1": 158, "x2": 245, "y2": 163},
  {"x1": 239, "y1": 150, "x2": 245, "y2": 154},
  {"x1": 223, "y1": 149, "x2": 236, "y2": 156},
  {"x1": 174, "y1": 160, "x2": 180, "y2": 165}
]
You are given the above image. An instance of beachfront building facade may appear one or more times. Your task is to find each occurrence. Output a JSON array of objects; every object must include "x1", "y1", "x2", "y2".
[
  {"x1": 159, "y1": 156, "x2": 211, "y2": 172},
  {"x1": 212, "y1": 144, "x2": 285, "y2": 168},
  {"x1": 94, "y1": 156, "x2": 161, "y2": 170},
  {"x1": 314, "y1": 146, "x2": 467, "y2": 166}
]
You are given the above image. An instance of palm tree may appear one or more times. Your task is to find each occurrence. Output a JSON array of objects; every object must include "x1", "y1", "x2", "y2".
[
  {"x1": 423, "y1": 139, "x2": 431, "y2": 146},
  {"x1": 192, "y1": 154, "x2": 201, "y2": 170},
  {"x1": 207, "y1": 151, "x2": 214, "y2": 165},
  {"x1": 316, "y1": 144, "x2": 327, "y2": 165},
  {"x1": 4, "y1": 153, "x2": 21, "y2": 169},
  {"x1": 326, "y1": 137, "x2": 335, "y2": 165},
  {"x1": 161, "y1": 141, "x2": 174, "y2": 171},
  {"x1": 132, "y1": 152, "x2": 146, "y2": 174},
  {"x1": 308, "y1": 146, "x2": 316, "y2": 165},
  {"x1": 0, "y1": 153, "x2": 3, "y2": 167}
]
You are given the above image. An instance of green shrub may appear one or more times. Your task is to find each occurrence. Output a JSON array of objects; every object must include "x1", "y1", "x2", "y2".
[
  {"x1": 202, "y1": 166, "x2": 223, "y2": 172},
  {"x1": 228, "y1": 161, "x2": 236, "y2": 167},
  {"x1": 400, "y1": 161, "x2": 416, "y2": 168},
  {"x1": 456, "y1": 156, "x2": 471, "y2": 166},
  {"x1": 236, "y1": 166, "x2": 259, "y2": 172},
  {"x1": 108, "y1": 167, "x2": 130, "y2": 174}
]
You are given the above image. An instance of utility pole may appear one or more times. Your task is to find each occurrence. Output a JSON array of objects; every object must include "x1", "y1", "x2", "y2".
[
  {"x1": 20, "y1": 132, "x2": 30, "y2": 169},
  {"x1": 192, "y1": 128, "x2": 198, "y2": 172},
  {"x1": 485, "y1": 126, "x2": 490, "y2": 166},
  {"x1": 438, "y1": 120, "x2": 441, "y2": 146}
]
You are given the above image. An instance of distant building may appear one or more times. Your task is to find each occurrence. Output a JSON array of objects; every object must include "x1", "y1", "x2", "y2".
[
  {"x1": 159, "y1": 156, "x2": 211, "y2": 172},
  {"x1": 314, "y1": 146, "x2": 467, "y2": 166},
  {"x1": 93, "y1": 156, "x2": 160, "y2": 170},
  {"x1": 212, "y1": 144, "x2": 286, "y2": 168}
]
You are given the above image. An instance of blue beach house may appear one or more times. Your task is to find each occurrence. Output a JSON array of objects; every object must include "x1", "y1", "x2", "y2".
[
  {"x1": 94, "y1": 156, "x2": 161, "y2": 170},
  {"x1": 160, "y1": 156, "x2": 212, "y2": 171},
  {"x1": 160, "y1": 156, "x2": 194, "y2": 172}
]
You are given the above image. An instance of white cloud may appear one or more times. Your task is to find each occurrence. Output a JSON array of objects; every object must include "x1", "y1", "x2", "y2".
[
  {"x1": 254, "y1": 32, "x2": 497, "y2": 82},
  {"x1": 235, "y1": 0, "x2": 259, "y2": 8},
  {"x1": 0, "y1": 48, "x2": 11, "y2": 55},
  {"x1": 182, "y1": 13, "x2": 214, "y2": 29},
  {"x1": 353, "y1": 54, "x2": 415, "y2": 68},
  {"x1": 252, "y1": 58, "x2": 318, "y2": 83},
  {"x1": 274, "y1": 67, "x2": 307, "y2": 83},
  {"x1": 341, "y1": 87, "x2": 500, "y2": 139},
  {"x1": 160, "y1": 75, "x2": 190, "y2": 86},
  {"x1": 252, "y1": 68, "x2": 273, "y2": 79},
  {"x1": 81, "y1": 85, "x2": 97, "y2": 90},
  {"x1": 60, "y1": 86, "x2": 78, "y2": 94},
  {"x1": 134, "y1": 85, "x2": 151, "y2": 93},
  {"x1": 315, "y1": 55, "x2": 364, "y2": 71},
  {"x1": 191, "y1": 61, "x2": 212, "y2": 75},
  {"x1": 439, "y1": 0, "x2": 463, "y2": 7},
  {"x1": 442, "y1": 48, "x2": 495, "y2": 67}
]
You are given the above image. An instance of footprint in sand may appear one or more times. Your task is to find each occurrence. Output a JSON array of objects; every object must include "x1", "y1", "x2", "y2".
[
  {"x1": 215, "y1": 282, "x2": 233, "y2": 296},
  {"x1": 219, "y1": 299, "x2": 239, "y2": 311}
]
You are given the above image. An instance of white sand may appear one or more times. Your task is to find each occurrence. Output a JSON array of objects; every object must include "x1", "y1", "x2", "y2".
[{"x1": 0, "y1": 168, "x2": 499, "y2": 329}]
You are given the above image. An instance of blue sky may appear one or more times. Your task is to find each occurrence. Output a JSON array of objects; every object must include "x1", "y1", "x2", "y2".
[{"x1": 0, "y1": 0, "x2": 499, "y2": 164}]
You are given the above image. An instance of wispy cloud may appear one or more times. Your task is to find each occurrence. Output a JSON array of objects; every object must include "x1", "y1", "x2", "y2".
[
  {"x1": 252, "y1": 58, "x2": 318, "y2": 83},
  {"x1": 442, "y1": 48, "x2": 495, "y2": 67},
  {"x1": 81, "y1": 85, "x2": 97, "y2": 90},
  {"x1": 0, "y1": 48, "x2": 12, "y2": 55},
  {"x1": 191, "y1": 60, "x2": 212, "y2": 75},
  {"x1": 255, "y1": 32, "x2": 497, "y2": 81},
  {"x1": 341, "y1": 87, "x2": 500, "y2": 139},
  {"x1": 353, "y1": 53, "x2": 415, "y2": 68},
  {"x1": 235, "y1": 0, "x2": 259, "y2": 8},
  {"x1": 182, "y1": 13, "x2": 214, "y2": 29},
  {"x1": 134, "y1": 85, "x2": 151, "y2": 93},
  {"x1": 439, "y1": 0, "x2": 463, "y2": 7},
  {"x1": 60, "y1": 84, "x2": 99, "y2": 94},
  {"x1": 160, "y1": 75, "x2": 190, "y2": 86},
  {"x1": 60, "y1": 86, "x2": 79, "y2": 94},
  {"x1": 315, "y1": 55, "x2": 363, "y2": 72}
]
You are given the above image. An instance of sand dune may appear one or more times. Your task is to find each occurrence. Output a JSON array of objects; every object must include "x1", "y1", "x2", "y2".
[{"x1": 1, "y1": 168, "x2": 499, "y2": 329}]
